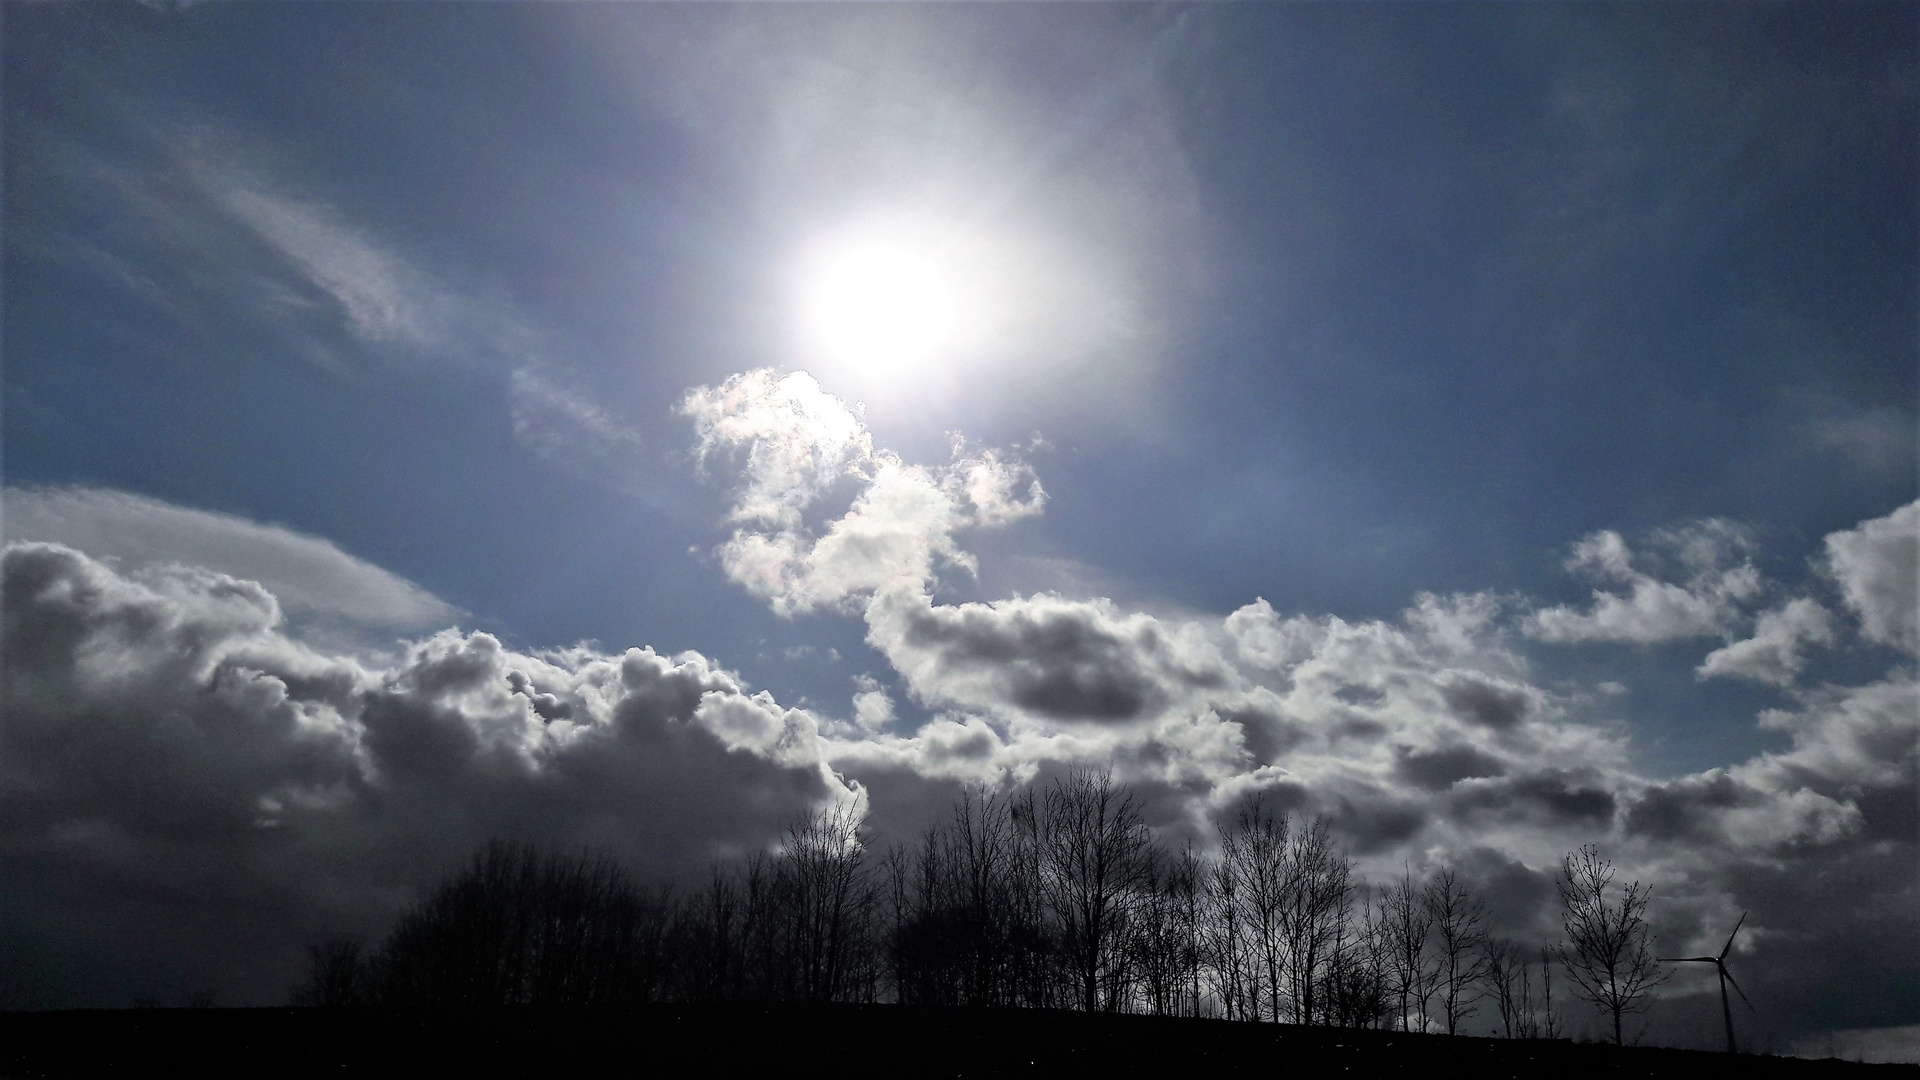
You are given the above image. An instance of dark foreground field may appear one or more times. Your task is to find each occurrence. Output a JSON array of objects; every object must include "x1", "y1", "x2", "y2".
[{"x1": 3, "y1": 1005, "x2": 1913, "y2": 1079}]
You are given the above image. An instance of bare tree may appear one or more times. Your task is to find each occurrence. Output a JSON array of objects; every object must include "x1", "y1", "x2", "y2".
[
  {"x1": 1321, "y1": 895, "x2": 1388, "y2": 1028},
  {"x1": 678, "y1": 864, "x2": 742, "y2": 1001},
  {"x1": 1425, "y1": 868, "x2": 1488, "y2": 1034},
  {"x1": 1202, "y1": 825, "x2": 1252, "y2": 1019},
  {"x1": 1539, "y1": 944, "x2": 1561, "y2": 1039},
  {"x1": 372, "y1": 840, "x2": 669, "y2": 1006},
  {"x1": 1037, "y1": 768, "x2": 1156, "y2": 1012},
  {"x1": 1281, "y1": 817, "x2": 1351, "y2": 1025},
  {"x1": 291, "y1": 939, "x2": 366, "y2": 1006},
  {"x1": 1556, "y1": 845, "x2": 1665, "y2": 1044},
  {"x1": 1226, "y1": 799, "x2": 1290, "y2": 1022},
  {"x1": 332, "y1": 780, "x2": 1643, "y2": 1029},
  {"x1": 1378, "y1": 866, "x2": 1437, "y2": 1031},
  {"x1": 1173, "y1": 842, "x2": 1209, "y2": 1017},
  {"x1": 1480, "y1": 937, "x2": 1529, "y2": 1037},
  {"x1": 782, "y1": 801, "x2": 873, "y2": 1003}
]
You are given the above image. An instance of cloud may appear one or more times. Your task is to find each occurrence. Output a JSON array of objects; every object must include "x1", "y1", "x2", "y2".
[
  {"x1": 682, "y1": 370, "x2": 1043, "y2": 614},
  {"x1": 848, "y1": 674, "x2": 897, "y2": 733},
  {"x1": 1824, "y1": 500, "x2": 1919, "y2": 655},
  {"x1": 1696, "y1": 598, "x2": 1836, "y2": 687},
  {"x1": 683, "y1": 370, "x2": 876, "y2": 531},
  {"x1": 6, "y1": 478, "x2": 1914, "y2": 1028},
  {"x1": 1, "y1": 540, "x2": 854, "y2": 1007},
  {"x1": 504, "y1": 366, "x2": 660, "y2": 492},
  {"x1": 1524, "y1": 522, "x2": 1761, "y2": 644},
  {"x1": 216, "y1": 186, "x2": 446, "y2": 349},
  {"x1": 2, "y1": 486, "x2": 457, "y2": 631},
  {"x1": 1799, "y1": 394, "x2": 1916, "y2": 477},
  {"x1": 869, "y1": 589, "x2": 1226, "y2": 724},
  {"x1": 34, "y1": 122, "x2": 653, "y2": 495},
  {"x1": 676, "y1": 386, "x2": 1916, "y2": 1043}
]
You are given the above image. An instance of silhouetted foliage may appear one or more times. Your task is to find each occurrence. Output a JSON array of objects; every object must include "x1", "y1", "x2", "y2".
[
  {"x1": 1038, "y1": 768, "x2": 1157, "y2": 1013},
  {"x1": 294, "y1": 778, "x2": 1639, "y2": 1040},
  {"x1": 1427, "y1": 867, "x2": 1489, "y2": 1034},
  {"x1": 291, "y1": 940, "x2": 367, "y2": 1007},
  {"x1": 372, "y1": 840, "x2": 671, "y2": 1006},
  {"x1": 1557, "y1": 844, "x2": 1665, "y2": 1045},
  {"x1": 1379, "y1": 865, "x2": 1438, "y2": 1031},
  {"x1": 1481, "y1": 936, "x2": 1559, "y2": 1039}
]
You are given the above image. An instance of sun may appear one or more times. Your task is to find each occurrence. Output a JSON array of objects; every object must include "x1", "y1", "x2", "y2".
[{"x1": 798, "y1": 230, "x2": 959, "y2": 378}]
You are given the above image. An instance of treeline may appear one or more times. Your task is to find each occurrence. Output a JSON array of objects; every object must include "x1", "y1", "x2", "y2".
[{"x1": 298, "y1": 770, "x2": 1653, "y2": 1041}]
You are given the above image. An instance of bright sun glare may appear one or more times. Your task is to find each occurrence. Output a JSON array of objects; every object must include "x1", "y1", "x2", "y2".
[{"x1": 801, "y1": 238, "x2": 957, "y2": 376}]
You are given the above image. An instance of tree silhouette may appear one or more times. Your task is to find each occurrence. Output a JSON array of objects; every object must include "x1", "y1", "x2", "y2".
[
  {"x1": 1425, "y1": 868, "x2": 1488, "y2": 1034},
  {"x1": 291, "y1": 939, "x2": 366, "y2": 1007},
  {"x1": 1035, "y1": 768, "x2": 1157, "y2": 1012},
  {"x1": 1556, "y1": 845, "x2": 1665, "y2": 1044},
  {"x1": 373, "y1": 839, "x2": 667, "y2": 1006},
  {"x1": 292, "y1": 778, "x2": 1649, "y2": 1034},
  {"x1": 1379, "y1": 866, "x2": 1437, "y2": 1030}
]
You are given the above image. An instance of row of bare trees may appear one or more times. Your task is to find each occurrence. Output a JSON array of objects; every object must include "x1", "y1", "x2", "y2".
[{"x1": 297, "y1": 771, "x2": 1662, "y2": 1042}]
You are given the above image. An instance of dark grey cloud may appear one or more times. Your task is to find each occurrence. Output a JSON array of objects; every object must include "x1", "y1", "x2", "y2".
[
  {"x1": 4, "y1": 491, "x2": 1915, "y2": 1041},
  {"x1": 1219, "y1": 703, "x2": 1310, "y2": 767},
  {"x1": 1450, "y1": 770, "x2": 1619, "y2": 826},
  {"x1": 1394, "y1": 743, "x2": 1508, "y2": 791},
  {"x1": 1439, "y1": 676, "x2": 1532, "y2": 731},
  {"x1": 1624, "y1": 771, "x2": 1759, "y2": 842},
  {"x1": 895, "y1": 597, "x2": 1174, "y2": 721},
  {"x1": 0, "y1": 542, "x2": 851, "y2": 1007},
  {"x1": 1322, "y1": 793, "x2": 1428, "y2": 856}
]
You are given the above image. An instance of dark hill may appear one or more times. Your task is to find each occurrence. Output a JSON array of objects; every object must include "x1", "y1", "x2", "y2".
[{"x1": 2, "y1": 1005, "x2": 1912, "y2": 1079}]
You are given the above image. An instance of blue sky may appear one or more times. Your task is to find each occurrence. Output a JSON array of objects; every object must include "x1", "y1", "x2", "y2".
[{"x1": 3, "y1": 1, "x2": 1915, "y2": 1047}]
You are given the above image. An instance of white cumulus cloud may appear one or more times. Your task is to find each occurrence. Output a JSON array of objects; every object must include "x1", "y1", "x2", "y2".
[
  {"x1": 1524, "y1": 523, "x2": 1761, "y2": 644},
  {"x1": 1824, "y1": 500, "x2": 1919, "y2": 655},
  {"x1": 1697, "y1": 598, "x2": 1836, "y2": 687},
  {"x1": 681, "y1": 369, "x2": 1043, "y2": 614}
]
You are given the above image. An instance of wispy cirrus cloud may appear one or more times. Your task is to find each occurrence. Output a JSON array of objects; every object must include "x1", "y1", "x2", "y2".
[
  {"x1": 2, "y1": 485, "x2": 456, "y2": 632},
  {"x1": 81, "y1": 124, "x2": 655, "y2": 486}
]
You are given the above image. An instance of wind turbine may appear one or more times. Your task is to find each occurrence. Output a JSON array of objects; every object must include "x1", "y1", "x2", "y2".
[{"x1": 1660, "y1": 912, "x2": 1755, "y2": 1053}]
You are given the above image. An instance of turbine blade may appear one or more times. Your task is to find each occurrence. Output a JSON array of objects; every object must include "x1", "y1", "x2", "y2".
[
  {"x1": 1720, "y1": 912, "x2": 1748, "y2": 961},
  {"x1": 1723, "y1": 965, "x2": 1755, "y2": 1012},
  {"x1": 1659, "y1": 956, "x2": 1716, "y2": 963}
]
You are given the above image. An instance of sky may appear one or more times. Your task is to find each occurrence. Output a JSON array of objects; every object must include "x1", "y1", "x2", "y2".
[{"x1": 2, "y1": 0, "x2": 1915, "y2": 1054}]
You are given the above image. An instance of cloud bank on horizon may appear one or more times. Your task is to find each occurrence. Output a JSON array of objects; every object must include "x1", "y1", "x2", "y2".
[{"x1": 4, "y1": 384, "x2": 1913, "y2": 1034}]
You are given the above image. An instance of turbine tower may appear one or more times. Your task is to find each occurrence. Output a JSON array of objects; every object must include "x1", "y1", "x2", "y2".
[{"x1": 1660, "y1": 912, "x2": 1754, "y2": 1053}]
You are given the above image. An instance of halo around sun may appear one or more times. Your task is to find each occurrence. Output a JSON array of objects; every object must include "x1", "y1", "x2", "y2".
[{"x1": 786, "y1": 212, "x2": 1125, "y2": 407}]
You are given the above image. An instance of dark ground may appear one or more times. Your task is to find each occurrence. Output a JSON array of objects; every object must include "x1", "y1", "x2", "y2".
[{"x1": 2, "y1": 1005, "x2": 1913, "y2": 1079}]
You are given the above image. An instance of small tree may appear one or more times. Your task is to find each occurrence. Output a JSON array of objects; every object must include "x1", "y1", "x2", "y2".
[
  {"x1": 291, "y1": 939, "x2": 366, "y2": 1006},
  {"x1": 1539, "y1": 944, "x2": 1561, "y2": 1039},
  {"x1": 1481, "y1": 937, "x2": 1545, "y2": 1038},
  {"x1": 1379, "y1": 866, "x2": 1436, "y2": 1031},
  {"x1": 1556, "y1": 845, "x2": 1664, "y2": 1044},
  {"x1": 1426, "y1": 868, "x2": 1488, "y2": 1034}
]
